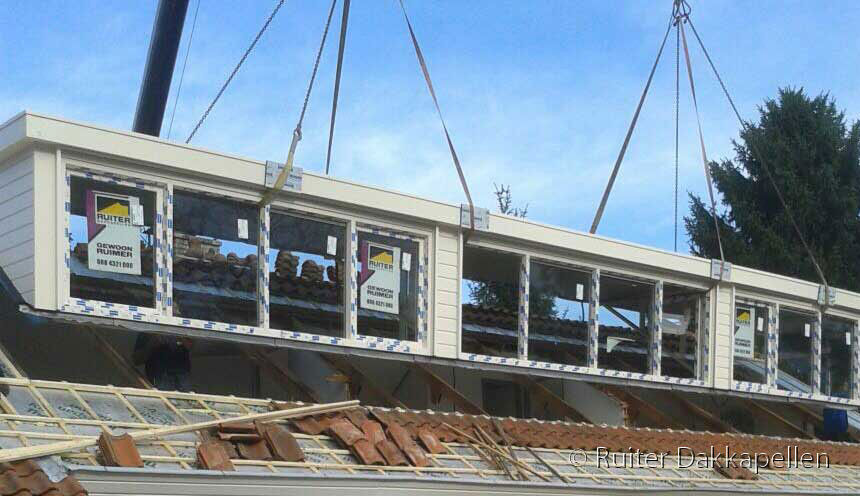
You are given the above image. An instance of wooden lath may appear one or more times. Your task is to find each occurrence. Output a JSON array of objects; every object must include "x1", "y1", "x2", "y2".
[{"x1": 0, "y1": 337, "x2": 24, "y2": 379}]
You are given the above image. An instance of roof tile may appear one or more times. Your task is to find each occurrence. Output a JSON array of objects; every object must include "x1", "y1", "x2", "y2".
[
  {"x1": 417, "y1": 428, "x2": 446, "y2": 455},
  {"x1": 376, "y1": 440, "x2": 409, "y2": 466},
  {"x1": 329, "y1": 418, "x2": 366, "y2": 447},
  {"x1": 261, "y1": 424, "x2": 304, "y2": 462},
  {"x1": 349, "y1": 439, "x2": 385, "y2": 466},
  {"x1": 197, "y1": 440, "x2": 235, "y2": 471},
  {"x1": 360, "y1": 420, "x2": 386, "y2": 445},
  {"x1": 97, "y1": 433, "x2": 143, "y2": 468},
  {"x1": 236, "y1": 439, "x2": 272, "y2": 461}
]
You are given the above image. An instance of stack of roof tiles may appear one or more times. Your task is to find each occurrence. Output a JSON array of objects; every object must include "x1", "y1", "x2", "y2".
[
  {"x1": 197, "y1": 420, "x2": 305, "y2": 471},
  {"x1": 285, "y1": 404, "x2": 444, "y2": 467},
  {"x1": 0, "y1": 460, "x2": 86, "y2": 496},
  {"x1": 274, "y1": 403, "x2": 860, "y2": 468}
]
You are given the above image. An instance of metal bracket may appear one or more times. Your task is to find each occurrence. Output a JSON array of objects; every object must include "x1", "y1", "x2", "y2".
[
  {"x1": 459, "y1": 204, "x2": 489, "y2": 231},
  {"x1": 264, "y1": 161, "x2": 302, "y2": 192},
  {"x1": 818, "y1": 285, "x2": 837, "y2": 306},
  {"x1": 710, "y1": 259, "x2": 732, "y2": 281}
]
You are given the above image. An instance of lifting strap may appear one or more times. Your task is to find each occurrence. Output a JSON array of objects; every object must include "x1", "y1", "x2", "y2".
[
  {"x1": 260, "y1": 0, "x2": 339, "y2": 206},
  {"x1": 398, "y1": 0, "x2": 476, "y2": 230},
  {"x1": 685, "y1": 16, "x2": 829, "y2": 288},
  {"x1": 678, "y1": 15, "x2": 725, "y2": 265},
  {"x1": 325, "y1": 0, "x2": 351, "y2": 175},
  {"x1": 590, "y1": 18, "x2": 674, "y2": 234}
]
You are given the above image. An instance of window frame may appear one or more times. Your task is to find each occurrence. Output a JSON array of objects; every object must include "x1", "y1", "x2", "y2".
[
  {"x1": 660, "y1": 282, "x2": 708, "y2": 381},
  {"x1": 169, "y1": 186, "x2": 264, "y2": 330},
  {"x1": 731, "y1": 296, "x2": 775, "y2": 391},
  {"x1": 775, "y1": 305, "x2": 818, "y2": 395},
  {"x1": 62, "y1": 166, "x2": 166, "y2": 318},
  {"x1": 819, "y1": 313, "x2": 858, "y2": 400},
  {"x1": 525, "y1": 257, "x2": 595, "y2": 369},
  {"x1": 352, "y1": 223, "x2": 430, "y2": 349},
  {"x1": 458, "y1": 241, "x2": 708, "y2": 386},
  {"x1": 265, "y1": 206, "x2": 351, "y2": 339}
]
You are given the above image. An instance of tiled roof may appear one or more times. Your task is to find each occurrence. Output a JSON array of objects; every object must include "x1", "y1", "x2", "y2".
[
  {"x1": 0, "y1": 460, "x2": 86, "y2": 496},
  {"x1": 4, "y1": 378, "x2": 860, "y2": 493},
  {"x1": 280, "y1": 404, "x2": 860, "y2": 468}
]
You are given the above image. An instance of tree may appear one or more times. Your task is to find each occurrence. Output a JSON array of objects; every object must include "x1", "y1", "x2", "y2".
[
  {"x1": 468, "y1": 185, "x2": 556, "y2": 317},
  {"x1": 685, "y1": 88, "x2": 860, "y2": 290}
]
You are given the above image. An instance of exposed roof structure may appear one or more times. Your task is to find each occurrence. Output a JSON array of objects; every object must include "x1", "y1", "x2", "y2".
[{"x1": 0, "y1": 378, "x2": 859, "y2": 494}]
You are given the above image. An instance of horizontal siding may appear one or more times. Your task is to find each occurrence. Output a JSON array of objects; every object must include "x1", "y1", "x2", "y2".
[
  {"x1": 712, "y1": 285, "x2": 733, "y2": 389},
  {"x1": 434, "y1": 228, "x2": 460, "y2": 358},
  {"x1": 0, "y1": 155, "x2": 34, "y2": 305}
]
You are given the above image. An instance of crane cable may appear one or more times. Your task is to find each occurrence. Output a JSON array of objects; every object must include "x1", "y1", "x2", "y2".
[
  {"x1": 673, "y1": 11, "x2": 680, "y2": 252},
  {"x1": 325, "y1": 0, "x2": 351, "y2": 175},
  {"x1": 398, "y1": 0, "x2": 476, "y2": 231},
  {"x1": 684, "y1": 16, "x2": 829, "y2": 288},
  {"x1": 167, "y1": 0, "x2": 202, "y2": 140},
  {"x1": 261, "y1": 0, "x2": 339, "y2": 206},
  {"x1": 185, "y1": 0, "x2": 287, "y2": 143}
]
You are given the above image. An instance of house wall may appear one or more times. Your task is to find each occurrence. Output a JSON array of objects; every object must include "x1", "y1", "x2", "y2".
[{"x1": 0, "y1": 152, "x2": 35, "y2": 305}]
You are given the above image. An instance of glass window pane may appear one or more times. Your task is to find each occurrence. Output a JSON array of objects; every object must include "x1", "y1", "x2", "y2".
[
  {"x1": 598, "y1": 275, "x2": 652, "y2": 373},
  {"x1": 269, "y1": 213, "x2": 345, "y2": 336},
  {"x1": 461, "y1": 246, "x2": 520, "y2": 358},
  {"x1": 821, "y1": 316, "x2": 854, "y2": 399},
  {"x1": 733, "y1": 303, "x2": 768, "y2": 383},
  {"x1": 661, "y1": 284, "x2": 704, "y2": 379},
  {"x1": 527, "y1": 261, "x2": 589, "y2": 366},
  {"x1": 778, "y1": 309, "x2": 815, "y2": 392},
  {"x1": 356, "y1": 231, "x2": 419, "y2": 341},
  {"x1": 69, "y1": 176, "x2": 157, "y2": 307},
  {"x1": 172, "y1": 192, "x2": 259, "y2": 326}
]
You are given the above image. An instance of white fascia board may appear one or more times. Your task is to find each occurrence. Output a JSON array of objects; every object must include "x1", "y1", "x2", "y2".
[
  {"x1": 486, "y1": 213, "x2": 712, "y2": 279},
  {"x1": 0, "y1": 112, "x2": 30, "y2": 163},
  {"x1": 20, "y1": 112, "x2": 266, "y2": 186}
]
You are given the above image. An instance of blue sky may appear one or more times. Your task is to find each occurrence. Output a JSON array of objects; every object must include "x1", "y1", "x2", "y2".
[{"x1": 2, "y1": 1, "x2": 859, "y2": 253}]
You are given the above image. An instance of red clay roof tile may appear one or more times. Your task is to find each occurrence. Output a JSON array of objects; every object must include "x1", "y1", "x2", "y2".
[
  {"x1": 360, "y1": 420, "x2": 386, "y2": 445},
  {"x1": 261, "y1": 424, "x2": 304, "y2": 462},
  {"x1": 417, "y1": 428, "x2": 446, "y2": 455},
  {"x1": 292, "y1": 416, "x2": 326, "y2": 436},
  {"x1": 97, "y1": 433, "x2": 143, "y2": 468},
  {"x1": 350, "y1": 439, "x2": 385, "y2": 466},
  {"x1": 197, "y1": 440, "x2": 235, "y2": 471},
  {"x1": 376, "y1": 440, "x2": 409, "y2": 466},
  {"x1": 0, "y1": 460, "x2": 87, "y2": 496},
  {"x1": 329, "y1": 418, "x2": 366, "y2": 447},
  {"x1": 236, "y1": 439, "x2": 272, "y2": 461}
]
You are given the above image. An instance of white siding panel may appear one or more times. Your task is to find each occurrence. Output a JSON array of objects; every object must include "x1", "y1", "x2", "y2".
[
  {"x1": 437, "y1": 289, "x2": 457, "y2": 306},
  {"x1": 436, "y1": 263, "x2": 458, "y2": 280},
  {"x1": 712, "y1": 285, "x2": 733, "y2": 389},
  {"x1": 2, "y1": 256, "x2": 33, "y2": 280},
  {"x1": 437, "y1": 249, "x2": 458, "y2": 266},
  {"x1": 0, "y1": 224, "x2": 33, "y2": 254},
  {"x1": 436, "y1": 277, "x2": 459, "y2": 294},
  {"x1": 436, "y1": 303, "x2": 458, "y2": 320},
  {"x1": 434, "y1": 227, "x2": 460, "y2": 358},
  {"x1": 0, "y1": 154, "x2": 34, "y2": 302}
]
